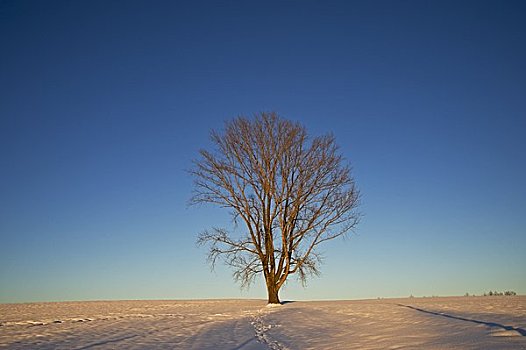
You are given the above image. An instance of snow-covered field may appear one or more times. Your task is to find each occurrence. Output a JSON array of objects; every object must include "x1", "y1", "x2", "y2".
[{"x1": 1, "y1": 296, "x2": 525, "y2": 349}]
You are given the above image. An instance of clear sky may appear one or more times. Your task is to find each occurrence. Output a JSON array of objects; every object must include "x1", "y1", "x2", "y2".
[{"x1": 1, "y1": 1, "x2": 525, "y2": 303}]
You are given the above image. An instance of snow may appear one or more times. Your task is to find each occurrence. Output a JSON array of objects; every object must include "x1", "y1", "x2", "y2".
[{"x1": 1, "y1": 296, "x2": 525, "y2": 349}]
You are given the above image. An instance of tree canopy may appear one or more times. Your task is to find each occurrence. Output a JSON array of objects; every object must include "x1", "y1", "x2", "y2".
[{"x1": 191, "y1": 112, "x2": 360, "y2": 303}]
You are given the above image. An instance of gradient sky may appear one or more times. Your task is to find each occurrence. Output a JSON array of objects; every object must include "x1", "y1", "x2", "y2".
[{"x1": 1, "y1": 1, "x2": 525, "y2": 303}]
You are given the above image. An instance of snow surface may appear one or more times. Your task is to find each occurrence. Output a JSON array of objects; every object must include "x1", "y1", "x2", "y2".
[{"x1": 1, "y1": 296, "x2": 525, "y2": 349}]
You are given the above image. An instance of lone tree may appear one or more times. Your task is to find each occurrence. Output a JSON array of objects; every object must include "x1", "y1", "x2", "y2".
[{"x1": 191, "y1": 112, "x2": 360, "y2": 303}]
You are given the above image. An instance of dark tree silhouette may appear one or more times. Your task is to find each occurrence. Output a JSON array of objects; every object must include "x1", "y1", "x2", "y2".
[{"x1": 191, "y1": 112, "x2": 360, "y2": 303}]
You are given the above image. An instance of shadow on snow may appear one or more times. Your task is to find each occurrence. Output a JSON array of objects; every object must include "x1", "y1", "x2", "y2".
[{"x1": 398, "y1": 304, "x2": 526, "y2": 336}]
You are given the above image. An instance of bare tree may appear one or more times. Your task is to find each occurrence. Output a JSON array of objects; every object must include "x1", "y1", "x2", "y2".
[{"x1": 191, "y1": 112, "x2": 360, "y2": 304}]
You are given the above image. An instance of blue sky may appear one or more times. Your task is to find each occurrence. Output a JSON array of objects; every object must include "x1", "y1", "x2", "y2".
[{"x1": 1, "y1": 0, "x2": 525, "y2": 303}]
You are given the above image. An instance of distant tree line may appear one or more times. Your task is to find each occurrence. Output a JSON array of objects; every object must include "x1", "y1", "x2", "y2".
[
  {"x1": 464, "y1": 290, "x2": 517, "y2": 297},
  {"x1": 483, "y1": 290, "x2": 517, "y2": 296}
]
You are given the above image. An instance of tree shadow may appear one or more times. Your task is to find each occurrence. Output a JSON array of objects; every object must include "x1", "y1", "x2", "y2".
[
  {"x1": 398, "y1": 304, "x2": 526, "y2": 336},
  {"x1": 75, "y1": 334, "x2": 140, "y2": 349},
  {"x1": 231, "y1": 337, "x2": 263, "y2": 350}
]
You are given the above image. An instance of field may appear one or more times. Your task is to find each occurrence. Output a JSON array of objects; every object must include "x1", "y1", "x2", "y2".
[{"x1": 1, "y1": 296, "x2": 525, "y2": 349}]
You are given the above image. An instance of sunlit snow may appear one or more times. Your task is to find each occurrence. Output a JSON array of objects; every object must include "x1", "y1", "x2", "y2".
[{"x1": 1, "y1": 297, "x2": 525, "y2": 349}]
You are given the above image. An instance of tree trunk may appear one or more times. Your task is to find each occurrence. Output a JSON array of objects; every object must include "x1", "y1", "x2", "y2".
[{"x1": 266, "y1": 283, "x2": 281, "y2": 304}]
